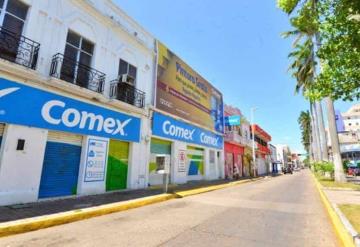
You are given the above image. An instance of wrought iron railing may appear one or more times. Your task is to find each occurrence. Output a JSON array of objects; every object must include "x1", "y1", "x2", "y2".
[
  {"x1": 0, "y1": 26, "x2": 40, "y2": 69},
  {"x1": 50, "y1": 53, "x2": 105, "y2": 93},
  {"x1": 109, "y1": 80, "x2": 145, "y2": 108}
]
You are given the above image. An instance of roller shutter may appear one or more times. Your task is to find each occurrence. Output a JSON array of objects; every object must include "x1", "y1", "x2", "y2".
[
  {"x1": 0, "y1": 124, "x2": 4, "y2": 149},
  {"x1": 106, "y1": 140, "x2": 129, "y2": 191},
  {"x1": 187, "y1": 146, "x2": 204, "y2": 178},
  {"x1": 38, "y1": 131, "x2": 82, "y2": 199}
]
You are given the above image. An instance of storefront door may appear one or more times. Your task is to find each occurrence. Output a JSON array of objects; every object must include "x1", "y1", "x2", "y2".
[
  {"x1": 149, "y1": 138, "x2": 171, "y2": 186},
  {"x1": 38, "y1": 131, "x2": 82, "y2": 198},
  {"x1": 187, "y1": 146, "x2": 204, "y2": 180},
  {"x1": 225, "y1": 152, "x2": 234, "y2": 179},
  {"x1": 106, "y1": 140, "x2": 129, "y2": 191}
]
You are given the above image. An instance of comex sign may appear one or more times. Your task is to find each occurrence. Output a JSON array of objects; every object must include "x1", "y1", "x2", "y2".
[
  {"x1": 0, "y1": 78, "x2": 141, "y2": 142},
  {"x1": 153, "y1": 112, "x2": 223, "y2": 149},
  {"x1": 41, "y1": 101, "x2": 131, "y2": 136}
]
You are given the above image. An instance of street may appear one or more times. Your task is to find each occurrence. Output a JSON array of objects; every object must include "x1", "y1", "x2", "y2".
[{"x1": 0, "y1": 170, "x2": 338, "y2": 247}]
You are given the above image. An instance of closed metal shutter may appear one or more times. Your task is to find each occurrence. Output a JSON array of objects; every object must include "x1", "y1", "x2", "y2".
[
  {"x1": 106, "y1": 140, "x2": 129, "y2": 191},
  {"x1": 47, "y1": 131, "x2": 82, "y2": 146},
  {"x1": 38, "y1": 131, "x2": 82, "y2": 199},
  {"x1": 0, "y1": 124, "x2": 4, "y2": 149},
  {"x1": 187, "y1": 146, "x2": 204, "y2": 177}
]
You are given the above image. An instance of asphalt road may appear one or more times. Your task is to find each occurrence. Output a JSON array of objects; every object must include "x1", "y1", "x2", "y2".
[{"x1": 0, "y1": 170, "x2": 338, "y2": 247}]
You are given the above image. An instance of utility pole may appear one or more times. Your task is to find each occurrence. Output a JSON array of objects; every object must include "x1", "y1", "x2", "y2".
[{"x1": 251, "y1": 107, "x2": 257, "y2": 177}]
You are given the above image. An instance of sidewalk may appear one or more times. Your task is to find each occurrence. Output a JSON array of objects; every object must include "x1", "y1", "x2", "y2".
[
  {"x1": 324, "y1": 189, "x2": 360, "y2": 205},
  {"x1": 321, "y1": 178, "x2": 360, "y2": 246},
  {"x1": 0, "y1": 176, "x2": 265, "y2": 223}
]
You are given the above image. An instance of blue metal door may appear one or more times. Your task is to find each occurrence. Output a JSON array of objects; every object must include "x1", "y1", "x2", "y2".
[{"x1": 39, "y1": 132, "x2": 82, "y2": 199}]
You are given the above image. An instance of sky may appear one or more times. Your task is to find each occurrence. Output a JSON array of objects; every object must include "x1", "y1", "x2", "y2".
[{"x1": 114, "y1": 0, "x2": 355, "y2": 153}]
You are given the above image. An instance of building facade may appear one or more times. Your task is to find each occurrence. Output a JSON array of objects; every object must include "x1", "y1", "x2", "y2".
[
  {"x1": 275, "y1": 144, "x2": 290, "y2": 172},
  {"x1": 269, "y1": 144, "x2": 279, "y2": 173},
  {"x1": 251, "y1": 124, "x2": 271, "y2": 176},
  {"x1": 147, "y1": 42, "x2": 224, "y2": 186},
  {"x1": 223, "y1": 105, "x2": 249, "y2": 179},
  {"x1": 328, "y1": 104, "x2": 360, "y2": 163},
  {"x1": 0, "y1": 0, "x2": 156, "y2": 206}
]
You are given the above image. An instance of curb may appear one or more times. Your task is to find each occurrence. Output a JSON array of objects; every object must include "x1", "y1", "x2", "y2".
[
  {"x1": 174, "y1": 177, "x2": 264, "y2": 198},
  {"x1": 311, "y1": 173, "x2": 356, "y2": 247},
  {"x1": 0, "y1": 176, "x2": 267, "y2": 238},
  {"x1": 333, "y1": 204, "x2": 360, "y2": 247},
  {"x1": 0, "y1": 193, "x2": 176, "y2": 238}
]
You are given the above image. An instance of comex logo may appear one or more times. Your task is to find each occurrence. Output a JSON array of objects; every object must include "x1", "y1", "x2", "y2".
[
  {"x1": 162, "y1": 120, "x2": 195, "y2": 140},
  {"x1": 0, "y1": 87, "x2": 20, "y2": 115},
  {"x1": 200, "y1": 133, "x2": 219, "y2": 146},
  {"x1": 41, "y1": 100, "x2": 132, "y2": 136},
  {"x1": 0, "y1": 87, "x2": 20, "y2": 98}
]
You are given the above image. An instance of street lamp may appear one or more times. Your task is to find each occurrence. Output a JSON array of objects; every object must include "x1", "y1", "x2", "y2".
[{"x1": 250, "y1": 107, "x2": 257, "y2": 177}]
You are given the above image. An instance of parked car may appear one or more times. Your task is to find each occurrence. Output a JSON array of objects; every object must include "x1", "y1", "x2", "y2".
[{"x1": 346, "y1": 160, "x2": 360, "y2": 176}]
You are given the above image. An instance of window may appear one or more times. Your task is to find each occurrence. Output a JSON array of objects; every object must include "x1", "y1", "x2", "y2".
[
  {"x1": 0, "y1": 0, "x2": 28, "y2": 62},
  {"x1": 119, "y1": 59, "x2": 137, "y2": 83},
  {"x1": 0, "y1": 0, "x2": 28, "y2": 34},
  {"x1": 61, "y1": 30, "x2": 94, "y2": 88}
]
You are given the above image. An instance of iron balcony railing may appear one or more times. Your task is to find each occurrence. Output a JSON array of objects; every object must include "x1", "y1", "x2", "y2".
[
  {"x1": 0, "y1": 26, "x2": 40, "y2": 69},
  {"x1": 109, "y1": 80, "x2": 145, "y2": 108},
  {"x1": 225, "y1": 130, "x2": 252, "y2": 147},
  {"x1": 50, "y1": 53, "x2": 106, "y2": 93}
]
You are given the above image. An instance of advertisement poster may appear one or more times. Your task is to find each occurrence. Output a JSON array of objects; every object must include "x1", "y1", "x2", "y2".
[
  {"x1": 156, "y1": 41, "x2": 224, "y2": 133},
  {"x1": 84, "y1": 138, "x2": 108, "y2": 182},
  {"x1": 178, "y1": 150, "x2": 186, "y2": 173}
]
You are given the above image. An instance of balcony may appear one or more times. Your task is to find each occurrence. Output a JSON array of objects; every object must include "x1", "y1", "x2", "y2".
[
  {"x1": 109, "y1": 80, "x2": 145, "y2": 108},
  {"x1": 257, "y1": 143, "x2": 271, "y2": 154},
  {"x1": 0, "y1": 26, "x2": 40, "y2": 69},
  {"x1": 50, "y1": 53, "x2": 105, "y2": 93},
  {"x1": 225, "y1": 131, "x2": 251, "y2": 147}
]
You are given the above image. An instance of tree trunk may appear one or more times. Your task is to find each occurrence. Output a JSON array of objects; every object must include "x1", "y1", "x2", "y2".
[
  {"x1": 325, "y1": 97, "x2": 346, "y2": 182},
  {"x1": 315, "y1": 101, "x2": 329, "y2": 161},
  {"x1": 310, "y1": 102, "x2": 322, "y2": 161}
]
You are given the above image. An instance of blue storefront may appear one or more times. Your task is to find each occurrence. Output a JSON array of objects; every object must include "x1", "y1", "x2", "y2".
[
  {"x1": 150, "y1": 111, "x2": 224, "y2": 184},
  {"x1": 0, "y1": 78, "x2": 141, "y2": 199}
]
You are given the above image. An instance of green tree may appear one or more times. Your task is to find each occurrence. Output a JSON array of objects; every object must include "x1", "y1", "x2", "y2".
[
  {"x1": 277, "y1": 0, "x2": 346, "y2": 181},
  {"x1": 309, "y1": 0, "x2": 360, "y2": 101},
  {"x1": 280, "y1": 0, "x2": 328, "y2": 162}
]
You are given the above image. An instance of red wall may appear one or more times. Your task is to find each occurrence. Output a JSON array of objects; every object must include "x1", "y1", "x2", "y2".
[{"x1": 225, "y1": 142, "x2": 244, "y2": 155}]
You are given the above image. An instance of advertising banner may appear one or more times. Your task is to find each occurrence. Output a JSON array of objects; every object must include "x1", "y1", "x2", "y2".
[
  {"x1": 152, "y1": 112, "x2": 223, "y2": 149},
  {"x1": 84, "y1": 138, "x2": 108, "y2": 182},
  {"x1": 0, "y1": 78, "x2": 141, "y2": 142},
  {"x1": 225, "y1": 115, "x2": 241, "y2": 126},
  {"x1": 156, "y1": 41, "x2": 224, "y2": 133}
]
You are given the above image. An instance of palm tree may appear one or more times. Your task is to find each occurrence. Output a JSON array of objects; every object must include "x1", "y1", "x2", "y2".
[
  {"x1": 298, "y1": 111, "x2": 311, "y2": 155},
  {"x1": 278, "y1": 0, "x2": 346, "y2": 181},
  {"x1": 285, "y1": 31, "x2": 322, "y2": 161}
]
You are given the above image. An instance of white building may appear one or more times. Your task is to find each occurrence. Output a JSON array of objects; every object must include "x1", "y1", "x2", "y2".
[
  {"x1": 337, "y1": 104, "x2": 360, "y2": 161},
  {"x1": 342, "y1": 104, "x2": 360, "y2": 132},
  {"x1": 0, "y1": 0, "x2": 156, "y2": 206},
  {"x1": 275, "y1": 144, "x2": 290, "y2": 171}
]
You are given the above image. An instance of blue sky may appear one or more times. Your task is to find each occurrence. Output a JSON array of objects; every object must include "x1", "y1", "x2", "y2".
[{"x1": 114, "y1": 0, "x2": 355, "y2": 153}]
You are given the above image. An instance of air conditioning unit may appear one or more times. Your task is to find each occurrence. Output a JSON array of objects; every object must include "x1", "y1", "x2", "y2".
[{"x1": 118, "y1": 74, "x2": 135, "y2": 85}]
